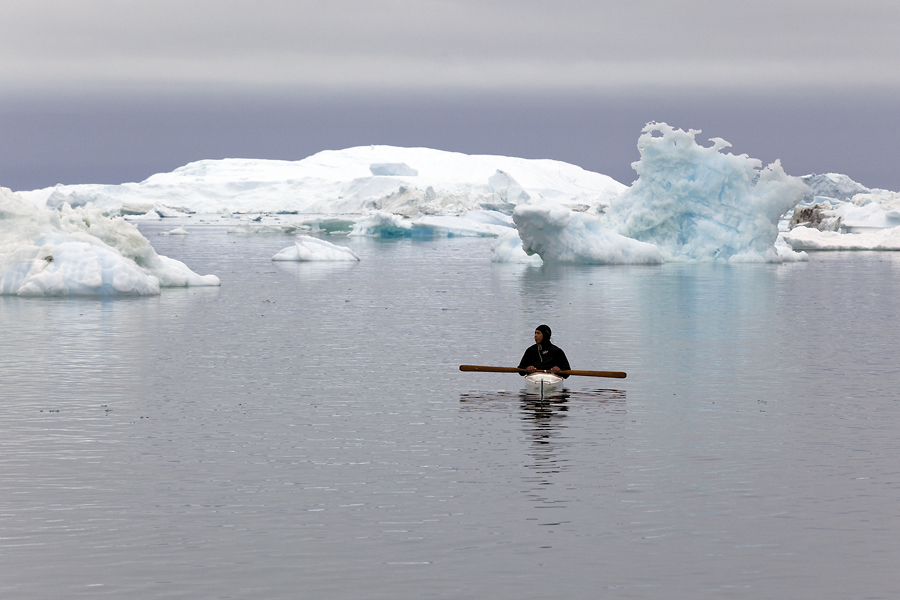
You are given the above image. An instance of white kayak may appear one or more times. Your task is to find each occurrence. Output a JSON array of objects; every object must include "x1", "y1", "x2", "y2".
[{"x1": 524, "y1": 372, "x2": 564, "y2": 396}]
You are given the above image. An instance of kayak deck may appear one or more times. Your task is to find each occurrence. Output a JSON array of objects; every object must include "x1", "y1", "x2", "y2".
[{"x1": 524, "y1": 372, "x2": 564, "y2": 396}]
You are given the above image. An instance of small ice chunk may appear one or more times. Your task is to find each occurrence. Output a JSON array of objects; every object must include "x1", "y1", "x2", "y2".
[
  {"x1": 272, "y1": 236, "x2": 360, "y2": 261},
  {"x1": 771, "y1": 234, "x2": 808, "y2": 262},
  {"x1": 160, "y1": 227, "x2": 189, "y2": 235}
]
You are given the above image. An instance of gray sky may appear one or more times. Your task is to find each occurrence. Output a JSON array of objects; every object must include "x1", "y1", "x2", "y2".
[
  {"x1": 1, "y1": 1, "x2": 899, "y2": 191},
  {"x1": 3, "y1": 0, "x2": 900, "y2": 94}
]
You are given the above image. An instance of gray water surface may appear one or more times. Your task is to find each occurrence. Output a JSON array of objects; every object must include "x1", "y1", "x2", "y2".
[{"x1": 1, "y1": 223, "x2": 898, "y2": 599}]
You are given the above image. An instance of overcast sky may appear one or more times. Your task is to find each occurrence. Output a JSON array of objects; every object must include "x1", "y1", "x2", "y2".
[
  {"x1": 4, "y1": 0, "x2": 900, "y2": 94},
  {"x1": 1, "y1": 1, "x2": 899, "y2": 190}
]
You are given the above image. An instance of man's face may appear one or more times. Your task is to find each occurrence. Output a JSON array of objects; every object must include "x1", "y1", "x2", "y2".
[{"x1": 534, "y1": 330, "x2": 543, "y2": 344}]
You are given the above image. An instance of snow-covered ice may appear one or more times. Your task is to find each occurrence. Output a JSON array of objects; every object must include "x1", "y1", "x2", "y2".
[
  {"x1": 782, "y1": 227, "x2": 900, "y2": 251},
  {"x1": 0, "y1": 188, "x2": 219, "y2": 296},
  {"x1": 19, "y1": 147, "x2": 625, "y2": 218},
  {"x1": 272, "y1": 236, "x2": 360, "y2": 262},
  {"x1": 513, "y1": 204, "x2": 664, "y2": 265},
  {"x1": 490, "y1": 230, "x2": 544, "y2": 264}
]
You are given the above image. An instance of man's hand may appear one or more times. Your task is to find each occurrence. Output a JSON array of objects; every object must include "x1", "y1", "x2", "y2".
[
  {"x1": 526, "y1": 365, "x2": 537, "y2": 373},
  {"x1": 550, "y1": 366, "x2": 560, "y2": 374}
]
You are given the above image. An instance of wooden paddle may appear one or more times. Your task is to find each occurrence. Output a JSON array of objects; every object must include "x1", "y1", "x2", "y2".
[{"x1": 459, "y1": 365, "x2": 626, "y2": 379}]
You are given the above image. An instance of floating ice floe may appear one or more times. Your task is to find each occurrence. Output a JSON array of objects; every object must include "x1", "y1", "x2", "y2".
[
  {"x1": 782, "y1": 227, "x2": 900, "y2": 251},
  {"x1": 228, "y1": 223, "x2": 305, "y2": 234},
  {"x1": 350, "y1": 210, "x2": 514, "y2": 238},
  {"x1": 0, "y1": 188, "x2": 219, "y2": 296},
  {"x1": 272, "y1": 236, "x2": 360, "y2": 261},
  {"x1": 160, "y1": 227, "x2": 189, "y2": 236}
]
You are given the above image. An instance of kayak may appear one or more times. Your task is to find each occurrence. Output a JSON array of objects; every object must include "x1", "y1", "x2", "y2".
[{"x1": 524, "y1": 372, "x2": 564, "y2": 396}]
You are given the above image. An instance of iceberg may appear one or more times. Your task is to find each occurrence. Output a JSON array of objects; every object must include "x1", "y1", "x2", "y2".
[
  {"x1": 509, "y1": 123, "x2": 809, "y2": 264},
  {"x1": 0, "y1": 188, "x2": 219, "y2": 296},
  {"x1": 607, "y1": 123, "x2": 809, "y2": 262},
  {"x1": 800, "y1": 173, "x2": 870, "y2": 205},
  {"x1": 19, "y1": 147, "x2": 625, "y2": 218},
  {"x1": 272, "y1": 236, "x2": 360, "y2": 261}
]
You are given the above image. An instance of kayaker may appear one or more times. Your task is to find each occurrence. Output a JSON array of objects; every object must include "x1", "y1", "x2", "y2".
[{"x1": 518, "y1": 324, "x2": 571, "y2": 378}]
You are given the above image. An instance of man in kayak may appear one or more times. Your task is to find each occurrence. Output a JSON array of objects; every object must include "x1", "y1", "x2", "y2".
[{"x1": 518, "y1": 324, "x2": 571, "y2": 378}]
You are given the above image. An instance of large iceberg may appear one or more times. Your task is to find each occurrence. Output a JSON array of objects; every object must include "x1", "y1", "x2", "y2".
[
  {"x1": 608, "y1": 123, "x2": 808, "y2": 262},
  {"x1": 19, "y1": 147, "x2": 625, "y2": 218},
  {"x1": 0, "y1": 188, "x2": 219, "y2": 296},
  {"x1": 512, "y1": 123, "x2": 809, "y2": 264}
]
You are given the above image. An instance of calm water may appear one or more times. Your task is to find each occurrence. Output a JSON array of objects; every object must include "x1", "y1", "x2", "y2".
[{"x1": 1, "y1": 221, "x2": 899, "y2": 599}]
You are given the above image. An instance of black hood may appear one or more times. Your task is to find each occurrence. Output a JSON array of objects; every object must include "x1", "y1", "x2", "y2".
[{"x1": 536, "y1": 324, "x2": 552, "y2": 344}]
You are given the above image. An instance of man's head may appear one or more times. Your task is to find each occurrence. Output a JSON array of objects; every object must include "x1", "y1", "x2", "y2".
[{"x1": 534, "y1": 324, "x2": 551, "y2": 344}]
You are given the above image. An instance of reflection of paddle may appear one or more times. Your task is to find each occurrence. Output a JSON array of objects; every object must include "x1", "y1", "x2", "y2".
[{"x1": 459, "y1": 365, "x2": 626, "y2": 379}]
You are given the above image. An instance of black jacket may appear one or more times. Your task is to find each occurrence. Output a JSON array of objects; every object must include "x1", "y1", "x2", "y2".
[{"x1": 518, "y1": 343, "x2": 571, "y2": 378}]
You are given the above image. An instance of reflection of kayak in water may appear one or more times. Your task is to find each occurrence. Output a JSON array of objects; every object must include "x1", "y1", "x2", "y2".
[{"x1": 524, "y1": 372, "x2": 564, "y2": 396}]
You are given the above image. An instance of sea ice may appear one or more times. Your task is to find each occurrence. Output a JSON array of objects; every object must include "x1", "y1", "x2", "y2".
[
  {"x1": 0, "y1": 188, "x2": 219, "y2": 296},
  {"x1": 272, "y1": 236, "x2": 360, "y2": 261}
]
